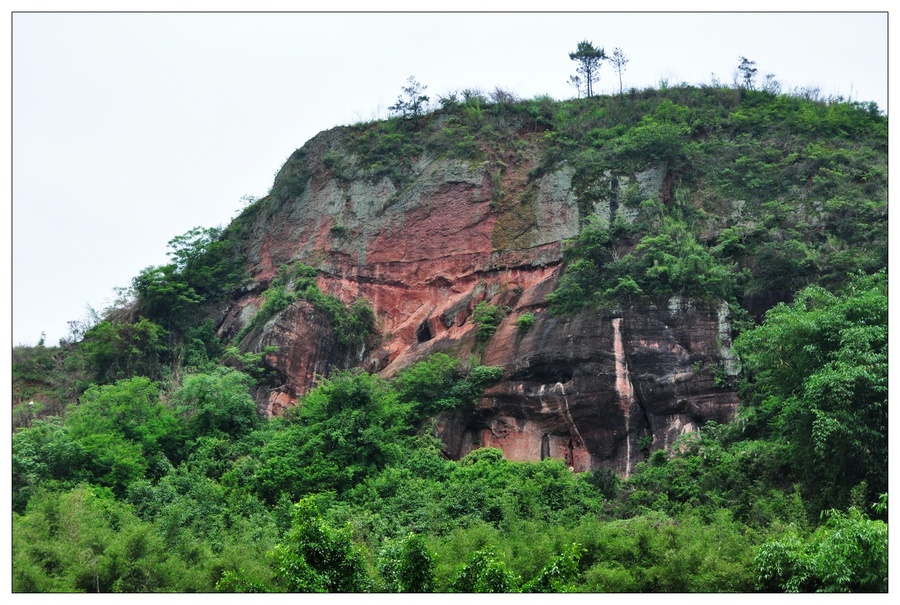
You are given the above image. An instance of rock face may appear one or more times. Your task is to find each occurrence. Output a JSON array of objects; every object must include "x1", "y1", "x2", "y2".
[
  {"x1": 219, "y1": 126, "x2": 741, "y2": 470},
  {"x1": 460, "y1": 300, "x2": 740, "y2": 474}
]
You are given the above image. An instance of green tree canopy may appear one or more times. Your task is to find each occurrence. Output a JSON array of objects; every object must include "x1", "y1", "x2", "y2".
[
  {"x1": 753, "y1": 507, "x2": 887, "y2": 592},
  {"x1": 569, "y1": 40, "x2": 607, "y2": 97},
  {"x1": 735, "y1": 270, "x2": 887, "y2": 511},
  {"x1": 133, "y1": 226, "x2": 247, "y2": 332},
  {"x1": 170, "y1": 367, "x2": 258, "y2": 440},
  {"x1": 65, "y1": 377, "x2": 185, "y2": 492},
  {"x1": 271, "y1": 497, "x2": 372, "y2": 592},
  {"x1": 377, "y1": 533, "x2": 436, "y2": 592},
  {"x1": 76, "y1": 318, "x2": 167, "y2": 385},
  {"x1": 252, "y1": 371, "x2": 413, "y2": 502}
]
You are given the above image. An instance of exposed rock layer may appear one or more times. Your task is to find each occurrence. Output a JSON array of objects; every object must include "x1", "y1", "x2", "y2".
[{"x1": 219, "y1": 128, "x2": 740, "y2": 469}]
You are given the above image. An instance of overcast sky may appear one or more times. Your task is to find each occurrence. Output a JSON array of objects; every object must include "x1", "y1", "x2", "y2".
[{"x1": 7, "y1": 4, "x2": 890, "y2": 346}]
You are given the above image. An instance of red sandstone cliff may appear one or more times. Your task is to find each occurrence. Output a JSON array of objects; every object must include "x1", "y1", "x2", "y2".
[{"x1": 217, "y1": 127, "x2": 740, "y2": 472}]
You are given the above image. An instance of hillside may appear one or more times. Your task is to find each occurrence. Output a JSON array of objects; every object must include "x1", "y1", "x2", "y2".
[
  {"x1": 218, "y1": 84, "x2": 885, "y2": 472},
  {"x1": 12, "y1": 85, "x2": 887, "y2": 592}
]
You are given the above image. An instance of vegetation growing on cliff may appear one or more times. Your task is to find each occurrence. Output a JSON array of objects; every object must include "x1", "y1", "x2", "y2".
[
  {"x1": 472, "y1": 302, "x2": 506, "y2": 344},
  {"x1": 279, "y1": 81, "x2": 886, "y2": 320},
  {"x1": 536, "y1": 87, "x2": 886, "y2": 315},
  {"x1": 13, "y1": 276, "x2": 888, "y2": 591},
  {"x1": 314, "y1": 76, "x2": 887, "y2": 316},
  {"x1": 233, "y1": 262, "x2": 376, "y2": 350},
  {"x1": 12, "y1": 82, "x2": 887, "y2": 592}
]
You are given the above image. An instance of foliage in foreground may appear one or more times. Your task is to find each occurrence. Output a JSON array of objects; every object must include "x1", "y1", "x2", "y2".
[
  {"x1": 754, "y1": 505, "x2": 888, "y2": 592},
  {"x1": 735, "y1": 270, "x2": 887, "y2": 512},
  {"x1": 12, "y1": 273, "x2": 888, "y2": 591}
]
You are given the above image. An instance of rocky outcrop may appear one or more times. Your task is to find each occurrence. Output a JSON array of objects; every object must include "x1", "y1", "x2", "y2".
[
  {"x1": 450, "y1": 299, "x2": 740, "y2": 474},
  {"x1": 218, "y1": 126, "x2": 741, "y2": 470}
]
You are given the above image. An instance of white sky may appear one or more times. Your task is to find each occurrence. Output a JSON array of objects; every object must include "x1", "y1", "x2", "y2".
[{"x1": 5, "y1": 3, "x2": 891, "y2": 346}]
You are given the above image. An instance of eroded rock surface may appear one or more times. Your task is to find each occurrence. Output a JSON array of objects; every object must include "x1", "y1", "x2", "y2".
[
  {"x1": 219, "y1": 127, "x2": 741, "y2": 470},
  {"x1": 455, "y1": 301, "x2": 740, "y2": 474}
]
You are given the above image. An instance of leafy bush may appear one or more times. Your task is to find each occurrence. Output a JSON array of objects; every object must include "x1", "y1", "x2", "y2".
[
  {"x1": 613, "y1": 114, "x2": 693, "y2": 169},
  {"x1": 77, "y1": 318, "x2": 168, "y2": 385},
  {"x1": 472, "y1": 302, "x2": 505, "y2": 343},
  {"x1": 516, "y1": 313, "x2": 535, "y2": 331},
  {"x1": 521, "y1": 542, "x2": 585, "y2": 592},
  {"x1": 394, "y1": 353, "x2": 503, "y2": 418},
  {"x1": 251, "y1": 371, "x2": 412, "y2": 502},
  {"x1": 377, "y1": 533, "x2": 435, "y2": 592},
  {"x1": 271, "y1": 496, "x2": 373, "y2": 592},
  {"x1": 134, "y1": 227, "x2": 247, "y2": 333},
  {"x1": 449, "y1": 546, "x2": 518, "y2": 593},
  {"x1": 735, "y1": 271, "x2": 887, "y2": 511},
  {"x1": 753, "y1": 507, "x2": 887, "y2": 592},
  {"x1": 170, "y1": 368, "x2": 258, "y2": 440},
  {"x1": 65, "y1": 377, "x2": 184, "y2": 493}
]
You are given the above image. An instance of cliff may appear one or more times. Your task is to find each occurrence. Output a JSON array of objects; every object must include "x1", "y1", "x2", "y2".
[
  {"x1": 218, "y1": 124, "x2": 740, "y2": 472},
  {"x1": 211, "y1": 88, "x2": 885, "y2": 473}
]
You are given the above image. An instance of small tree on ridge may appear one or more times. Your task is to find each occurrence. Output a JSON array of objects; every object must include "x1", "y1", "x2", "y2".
[
  {"x1": 737, "y1": 56, "x2": 758, "y2": 90},
  {"x1": 569, "y1": 40, "x2": 607, "y2": 97},
  {"x1": 389, "y1": 76, "x2": 430, "y2": 125},
  {"x1": 611, "y1": 47, "x2": 629, "y2": 95}
]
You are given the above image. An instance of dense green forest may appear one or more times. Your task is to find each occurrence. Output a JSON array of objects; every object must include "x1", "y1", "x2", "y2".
[{"x1": 12, "y1": 80, "x2": 887, "y2": 592}]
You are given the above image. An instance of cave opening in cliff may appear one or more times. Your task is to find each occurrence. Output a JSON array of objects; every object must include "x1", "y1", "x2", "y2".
[{"x1": 416, "y1": 319, "x2": 433, "y2": 342}]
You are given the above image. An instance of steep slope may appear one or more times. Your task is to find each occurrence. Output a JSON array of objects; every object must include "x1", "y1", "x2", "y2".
[
  {"x1": 219, "y1": 133, "x2": 736, "y2": 474},
  {"x1": 217, "y1": 87, "x2": 885, "y2": 473}
]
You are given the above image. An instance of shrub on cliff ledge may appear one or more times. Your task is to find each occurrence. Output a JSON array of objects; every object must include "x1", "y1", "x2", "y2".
[
  {"x1": 472, "y1": 303, "x2": 505, "y2": 344},
  {"x1": 235, "y1": 263, "x2": 376, "y2": 349},
  {"x1": 516, "y1": 313, "x2": 535, "y2": 331},
  {"x1": 394, "y1": 353, "x2": 503, "y2": 418},
  {"x1": 549, "y1": 214, "x2": 738, "y2": 312}
]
